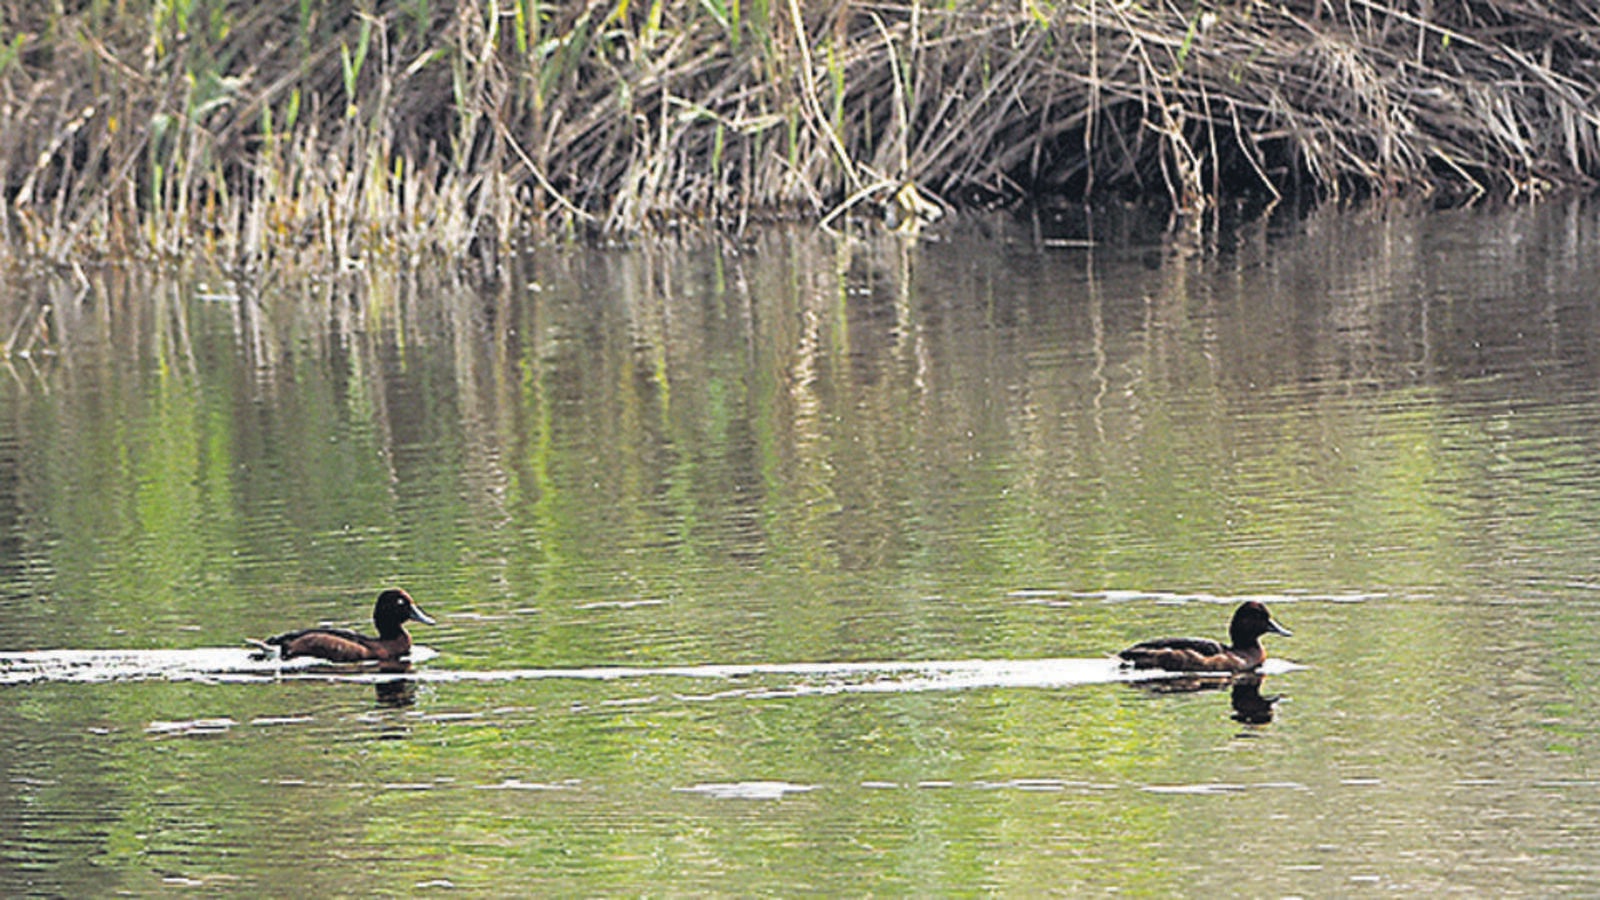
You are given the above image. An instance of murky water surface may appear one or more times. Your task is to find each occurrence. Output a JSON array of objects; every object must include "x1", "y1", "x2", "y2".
[{"x1": 5, "y1": 202, "x2": 1600, "y2": 894}]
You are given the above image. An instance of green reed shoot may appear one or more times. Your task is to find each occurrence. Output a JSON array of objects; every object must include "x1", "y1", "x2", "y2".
[{"x1": 0, "y1": 0, "x2": 1597, "y2": 267}]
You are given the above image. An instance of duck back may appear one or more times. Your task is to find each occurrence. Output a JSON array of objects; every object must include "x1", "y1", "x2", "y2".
[{"x1": 267, "y1": 627, "x2": 402, "y2": 662}]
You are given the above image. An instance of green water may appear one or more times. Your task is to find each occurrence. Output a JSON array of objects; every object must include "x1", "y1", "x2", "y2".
[{"x1": 5, "y1": 202, "x2": 1600, "y2": 894}]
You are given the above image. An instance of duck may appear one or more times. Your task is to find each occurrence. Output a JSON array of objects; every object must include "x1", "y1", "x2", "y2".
[
  {"x1": 1116, "y1": 600, "x2": 1290, "y2": 672},
  {"x1": 249, "y1": 588, "x2": 437, "y2": 663}
]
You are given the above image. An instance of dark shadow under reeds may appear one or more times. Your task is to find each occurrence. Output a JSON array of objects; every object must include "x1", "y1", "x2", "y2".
[{"x1": 2, "y1": 0, "x2": 1598, "y2": 267}]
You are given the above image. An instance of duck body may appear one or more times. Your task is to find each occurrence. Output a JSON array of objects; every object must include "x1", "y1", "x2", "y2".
[
  {"x1": 255, "y1": 588, "x2": 436, "y2": 663},
  {"x1": 1117, "y1": 600, "x2": 1290, "y2": 673}
]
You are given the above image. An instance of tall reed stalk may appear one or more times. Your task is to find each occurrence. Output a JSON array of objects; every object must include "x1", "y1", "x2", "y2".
[{"x1": 2, "y1": 0, "x2": 1597, "y2": 268}]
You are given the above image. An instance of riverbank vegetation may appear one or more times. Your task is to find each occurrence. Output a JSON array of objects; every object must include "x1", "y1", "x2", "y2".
[{"x1": 2, "y1": 0, "x2": 1597, "y2": 267}]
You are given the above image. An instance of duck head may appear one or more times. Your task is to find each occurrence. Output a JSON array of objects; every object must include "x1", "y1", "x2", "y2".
[
  {"x1": 372, "y1": 588, "x2": 437, "y2": 638},
  {"x1": 1229, "y1": 600, "x2": 1291, "y2": 647}
]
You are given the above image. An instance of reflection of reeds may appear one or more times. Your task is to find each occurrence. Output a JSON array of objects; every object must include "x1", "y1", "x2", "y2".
[{"x1": 2, "y1": 1, "x2": 1598, "y2": 264}]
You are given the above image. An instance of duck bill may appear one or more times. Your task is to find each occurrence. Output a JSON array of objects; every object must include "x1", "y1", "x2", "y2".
[
  {"x1": 1268, "y1": 619, "x2": 1292, "y2": 637},
  {"x1": 409, "y1": 604, "x2": 438, "y2": 626}
]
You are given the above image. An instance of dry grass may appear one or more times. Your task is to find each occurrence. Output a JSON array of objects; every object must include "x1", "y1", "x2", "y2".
[{"x1": 1, "y1": 0, "x2": 1597, "y2": 269}]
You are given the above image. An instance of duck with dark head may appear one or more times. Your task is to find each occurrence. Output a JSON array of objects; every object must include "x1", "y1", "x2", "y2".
[
  {"x1": 1117, "y1": 600, "x2": 1291, "y2": 673},
  {"x1": 251, "y1": 588, "x2": 437, "y2": 663}
]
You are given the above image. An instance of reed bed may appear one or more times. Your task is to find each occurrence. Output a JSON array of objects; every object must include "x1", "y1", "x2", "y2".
[{"x1": 2, "y1": 0, "x2": 1597, "y2": 268}]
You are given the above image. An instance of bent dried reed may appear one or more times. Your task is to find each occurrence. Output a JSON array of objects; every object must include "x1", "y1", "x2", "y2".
[{"x1": 2, "y1": 0, "x2": 1597, "y2": 268}]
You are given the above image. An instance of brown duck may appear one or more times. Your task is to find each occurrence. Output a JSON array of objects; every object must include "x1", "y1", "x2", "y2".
[
  {"x1": 1117, "y1": 601, "x2": 1291, "y2": 672},
  {"x1": 251, "y1": 589, "x2": 436, "y2": 663}
]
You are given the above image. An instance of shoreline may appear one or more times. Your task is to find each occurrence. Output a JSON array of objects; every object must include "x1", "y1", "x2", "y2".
[{"x1": 3, "y1": 1, "x2": 1597, "y2": 265}]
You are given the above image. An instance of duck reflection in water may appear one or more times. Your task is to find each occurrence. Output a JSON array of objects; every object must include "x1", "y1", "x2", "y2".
[
  {"x1": 1132, "y1": 673, "x2": 1282, "y2": 725},
  {"x1": 374, "y1": 666, "x2": 419, "y2": 708},
  {"x1": 1227, "y1": 674, "x2": 1278, "y2": 724}
]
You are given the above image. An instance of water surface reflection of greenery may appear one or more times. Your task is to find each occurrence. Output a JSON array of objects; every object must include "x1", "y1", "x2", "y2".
[{"x1": 5, "y1": 202, "x2": 1600, "y2": 893}]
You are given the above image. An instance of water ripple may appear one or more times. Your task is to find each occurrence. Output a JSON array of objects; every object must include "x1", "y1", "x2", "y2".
[{"x1": 0, "y1": 646, "x2": 1302, "y2": 691}]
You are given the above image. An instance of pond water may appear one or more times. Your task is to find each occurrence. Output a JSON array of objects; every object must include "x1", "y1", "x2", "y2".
[{"x1": 4, "y1": 200, "x2": 1600, "y2": 894}]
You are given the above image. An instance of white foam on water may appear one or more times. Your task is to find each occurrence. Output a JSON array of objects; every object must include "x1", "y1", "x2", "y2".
[
  {"x1": 0, "y1": 646, "x2": 1301, "y2": 696},
  {"x1": 0, "y1": 646, "x2": 440, "y2": 685},
  {"x1": 675, "y1": 781, "x2": 817, "y2": 800}
]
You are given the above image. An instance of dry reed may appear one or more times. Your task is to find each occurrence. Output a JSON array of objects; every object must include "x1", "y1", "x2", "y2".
[{"x1": 1, "y1": 0, "x2": 1597, "y2": 270}]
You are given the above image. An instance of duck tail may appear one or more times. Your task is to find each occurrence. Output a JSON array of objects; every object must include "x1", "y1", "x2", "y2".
[{"x1": 244, "y1": 638, "x2": 282, "y2": 661}]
